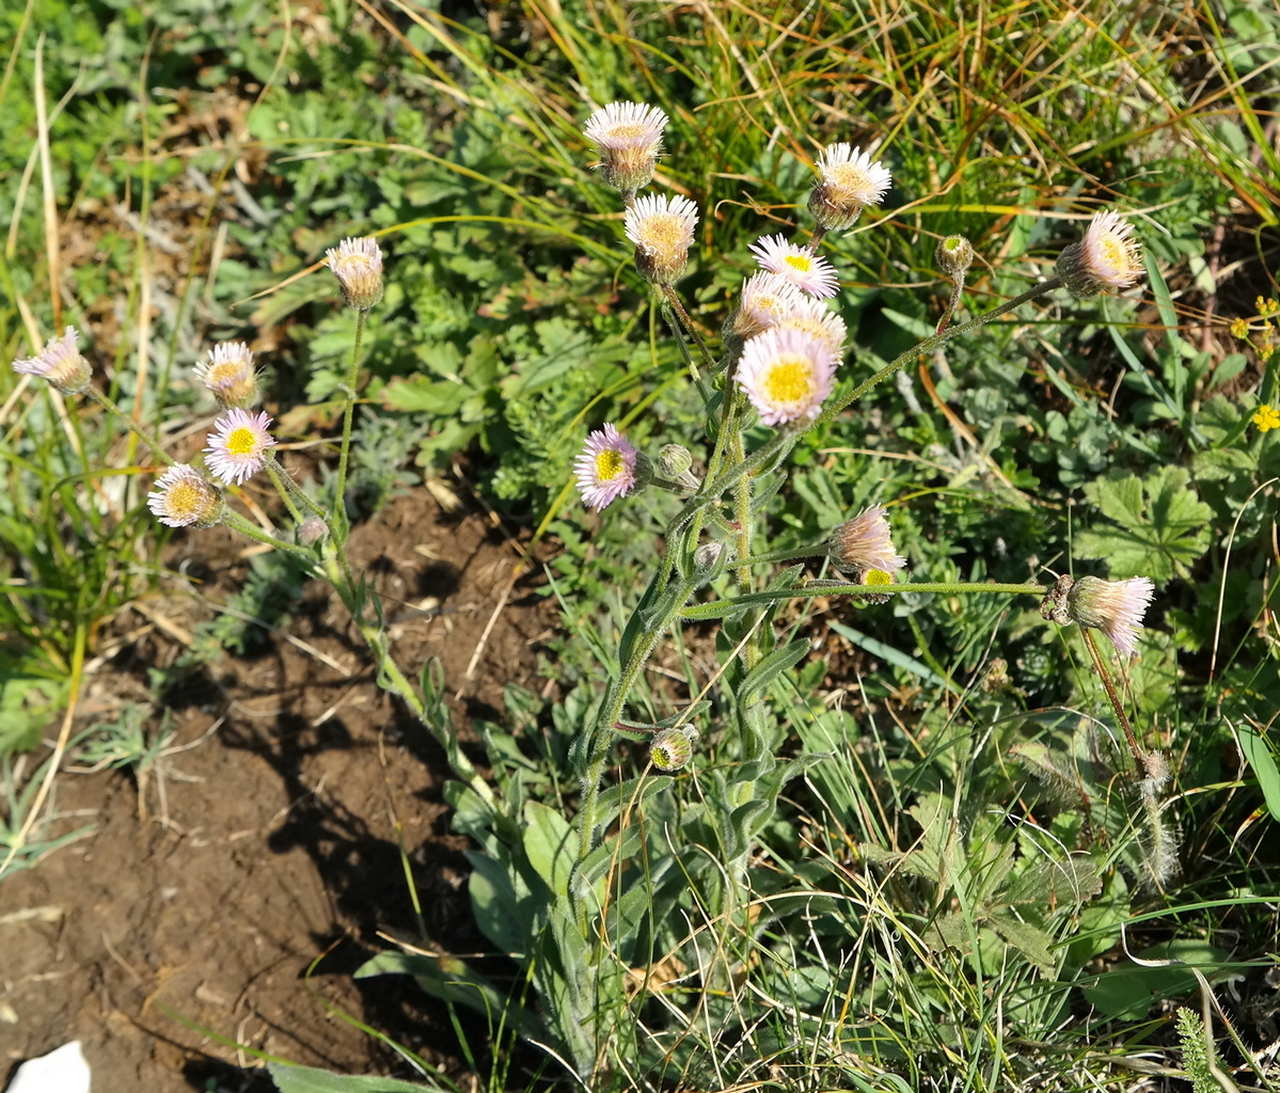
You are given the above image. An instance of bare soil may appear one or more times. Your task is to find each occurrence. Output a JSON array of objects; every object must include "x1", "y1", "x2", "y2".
[{"x1": 1, "y1": 488, "x2": 554, "y2": 1092}]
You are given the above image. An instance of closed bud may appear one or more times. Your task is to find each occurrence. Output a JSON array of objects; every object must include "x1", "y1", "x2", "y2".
[
  {"x1": 692, "y1": 540, "x2": 730, "y2": 583},
  {"x1": 936, "y1": 235, "x2": 973, "y2": 280},
  {"x1": 297, "y1": 517, "x2": 329, "y2": 546},
  {"x1": 650, "y1": 725, "x2": 698, "y2": 771},
  {"x1": 657, "y1": 443, "x2": 693, "y2": 477}
]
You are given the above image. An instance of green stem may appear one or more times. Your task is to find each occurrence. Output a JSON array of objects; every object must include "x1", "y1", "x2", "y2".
[
  {"x1": 221, "y1": 509, "x2": 315, "y2": 562},
  {"x1": 267, "y1": 453, "x2": 328, "y2": 521},
  {"x1": 730, "y1": 543, "x2": 828, "y2": 567},
  {"x1": 728, "y1": 399, "x2": 758, "y2": 669},
  {"x1": 817, "y1": 275, "x2": 1063, "y2": 426},
  {"x1": 936, "y1": 274, "x2": 966, "y2": 335},
  {"x1": 85, "y1": 388, "x2": 174, "y2": 467},
  {"x1": 334, "y1": 309, "x2": 368, "y2": 539},
  {"x1": 1080, "y1": 627, "x2": 1144, "y2": 770},
  {"x1": 265, "y1": 458, "x2": 303, "y2": 524},
  {"x1": 666, "y1": 429, "x2": 792, "y2": 539},
  {"x1": 682, "y1": 580, "x2": 1046, "y2": 620},
  {"x1": 576, "y1": 572, "x2": 698, "y2": 865},
  {"x1": 660, "y1": 283, "x2": 716, "y2": 378}
]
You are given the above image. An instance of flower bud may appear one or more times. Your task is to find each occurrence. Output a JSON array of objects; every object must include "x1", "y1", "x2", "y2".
[
  {"x1": 650, "y1": 725, "x2": 698, "y2": 771},
  {"x1": 297, "y1": 517, "x2": 329, "y2": 546},
  {"x1": 657, "y1": 444, "x2": 692, "y2": 477},
  {"x1": 624, "y1": 194, "x2": 698, "y2": 286},
  {"x1": 935, "y1": 235, "x2": 973, "y2": 280},
  {"x1": 692, "y1": 540, "x2": 731, "y2": 584}
]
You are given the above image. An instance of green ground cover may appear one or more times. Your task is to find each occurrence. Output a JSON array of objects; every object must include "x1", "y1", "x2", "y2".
[{"x1": 2, "y1": 0, "x2": 1279, "y2": 1089}]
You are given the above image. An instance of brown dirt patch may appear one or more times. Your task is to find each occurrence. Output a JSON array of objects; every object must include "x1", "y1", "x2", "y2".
[{"x1": 1, "y1": 488, "x2": 554, "y2": 1091}]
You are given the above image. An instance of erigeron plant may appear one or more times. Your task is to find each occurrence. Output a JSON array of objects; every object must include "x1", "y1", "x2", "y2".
[{"x1": 9, "y1": 100, "x2": 1173, "y2": 1083}]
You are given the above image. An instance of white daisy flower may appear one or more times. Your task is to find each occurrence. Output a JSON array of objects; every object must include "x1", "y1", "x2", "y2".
[
  {"x1": 809, "y1": 143, "x2": 892, "y2": 229},
  {"x1": 573, "y1": 423, "x2": 639, "y2": 512},
  {"x1": 325, "y1": 236, "x2": 384, "y2": 310},
  {"x1": 204, "y1": 409, "x2": 277, "y2": 486},
  {"x1": 735, "y1": 327, "x2": 838, "y2": 426},
  {"x1": 11, "y1": 327, "x2": 92, "y2": 395},
  {"x1": 775, "y1": 296, "x2": 847, "y2": 355},
  {"x1": 749, "y1": 233, "x2": 839, "y2": 298},
  {"x1": 583, "y1": 101, "x2": 668, "y2": 193},
  {"x1": 194, "y1": 341, "x2": 259, "y2": 409},
  {"x1": 1057, "y1": 211, "x2": 1143, "y2": 297}
]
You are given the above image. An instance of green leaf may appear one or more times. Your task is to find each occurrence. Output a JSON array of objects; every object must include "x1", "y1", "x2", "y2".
[
  {"x1": 1236, "y1": 723, "x2": 1280, "y2": 822},
  {"x1": 522, "y1": 800, "x2": 575, "y2": 899},
  {"x1": 1075, "y1": 467, "x2": 1212, "y2": 580},
  {"x1": 1082, "y1": 940, "x2": 1232, "y2": 1020},
  {"x1": 268, "y1": 1063, "x2": 442, "y2": 1093},
  {"x1": 738, "y1": 639, "x2": 810, "y2": 704}
]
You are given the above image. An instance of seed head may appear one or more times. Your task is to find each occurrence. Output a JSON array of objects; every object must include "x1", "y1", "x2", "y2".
[{"x1": 11, "y1": 327, "x2": 92, "y2": 395}]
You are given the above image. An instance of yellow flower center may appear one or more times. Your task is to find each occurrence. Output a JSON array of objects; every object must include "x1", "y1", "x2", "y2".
[
  {"x1": 829, "y1": 164, "x2": 871, "y2": 198},
  {"x1": 595, "y1": 448, "x2": 625, "y2": 481},
  {"x1": 167, "y1": 481, "x2": 201, "y2": 516},
  {"x1": 208, "y1": 362, "x2": 242, "y2": 386},
  {"x1": 226, "y1": 426, "x2": 258, "y2": 456},
  {"x1": 862, "y1": 567, "x2": 893, "y2": 587},
  {"x1": 1097, "y1": 233, "x2": 1132, "y2": 275},
  {"x1": 784, "y1": 253, "x2": 813, "y2": 273},
  {"x1": 608, "y1": 123, "x2": 647, "y2": 142},
  {"x1": 638, "y1": 215, "x2": 685, "y2": 258},
  {"x1": 763, "y1": 358, "x2": 813, "y2": 405}
]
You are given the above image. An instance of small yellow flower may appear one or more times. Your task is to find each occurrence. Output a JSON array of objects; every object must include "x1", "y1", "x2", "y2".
[
  {"x1": 1256, "y1": 296, "x2": 1279, "y2": 319},
  {"x1": 1229, "y1": 317, "x2": 1249, "y2": 340},
  {"x1": 1252, "y1": 404, "x2": 1280, "y2": 432}
]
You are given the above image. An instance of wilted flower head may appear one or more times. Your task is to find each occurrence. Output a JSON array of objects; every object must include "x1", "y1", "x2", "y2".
[
  {"x1": 749, "y1": 233, "x2": 839, "y2": 299},
  {"x1": 325, "y1": 236, "x2": 384, "y2": 310},
  {"x1": 624, "y1": 193, "x2": 698, "y2": 284},
  {"x1": 1040, "y1": 573, "x2": 1155, "y2": 657},
  {"x1": 736, "y1": 327, "x2": 838, "y2": 426},
  {"x1": 11, "y1": 327, "x2": 92, "y2": 395},
  {"x1": 1056, "y1": 211, "x2": 1143, "y2": 297},
  {"x1": 146, "y1": 464, "x2": 223, "y2": 528},
  {"x1": 829, "y1": 505, "x2": 907, "y2": 578},
  {"x1": 204, "y1": 408, "x2": 277, "y2": 486},
  {"x1": 775, "y1": 296, "x2": 847, "y2": 355},
  {"x1": 726, "y1": 272, "x2": 806, "y2": 343},
  {"x1": 650, "y1": 725, "x2": 699, "y2": 772},
  {"x1": 583, "y1": 101, "x2": 668, "y2": 194},
  {"x1": 194, "y1": 341, "x2": 259, "y2": 409},
  {"x1": 808, "y1": 143, "x2": 892, "y2": 230},
  {"x1": 574, "y1": 423, "x2": 639, "y2": 512}
]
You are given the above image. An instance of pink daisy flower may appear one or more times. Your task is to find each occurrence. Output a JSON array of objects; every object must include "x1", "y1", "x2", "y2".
[
  {"x1": 775, "y1": 296, "x2": 847, "y2": 355},
  {"x1": 736, "y1": 327, "x2": 838, "y2": 426},
  {"x1": 829, "y1": 505, "x2": 907, "y2": 577},
  {"x1": 574, "y1": 423, "x2": 639, "y2": 512},
  {"x1": 749, "y1": 234, "x2": 839, "y2": 299},
  {"x1": 204, "y1": 409, "x2": 277, "y2": 486},
  {"x1": 194, "y1": 341, "x2": 259, "y2": 409}
]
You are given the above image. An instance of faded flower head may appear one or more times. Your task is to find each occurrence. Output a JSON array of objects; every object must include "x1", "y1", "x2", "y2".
[
  {"x1": 204, "y1": 408, "x2": 277, "y2": 486},
  {"x1": 1057, "y1": 211, "x2": 1143, "y2": 297},
  {"x1": 749, "y1": 233, "x2": 839, "y2": 299},
  {"x1": 736, "y1": 327, "x2": 837, "y2": 426},
  {"x1": 726, "y1": 272, "x2": 806, "y2": 342},
  {"x1": 583, "y1": 101, "x2": 668, "y2": 194},
  {"x1": 297, "y1": 516, "x2": 329, "y2": 546},
  {"x1": 325, "y1": 236, "x2": 384, "y2": 310},
  {"x1": 574, "y1": 423, "x2": 639, "y2": 512},
  {"x1": 624, "y1": 193, "x2": 698, "y2": 284},
  {"x1": 829, "y1": 505, "x2": 907, "y2": 578},
  {"x1": 146, "y1": 464, "x2": 223, "y2": 528},
  {"x1": 11, "y1": 327, "x2": 92, "y2": 395},
  {"x1": 808, "y1": 143, "x2": 892, "y2": 230},
  {"x1": 194, "y1": 341, "x2": 259, "y2": 409},
  {"x1": 650, "y1": 725, "x2": 699, "y2": 772},
  {"x1": 1041, "y1": 573, "x2": 1155, "y2": 657},
  {"x1": 775, "y1": 296, "x2": 847, "y2": 355}
]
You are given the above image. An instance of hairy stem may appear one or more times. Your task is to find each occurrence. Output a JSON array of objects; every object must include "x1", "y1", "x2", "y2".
[{"x1": 334, "y1": 309, "x2": 367, "y2": 539}]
